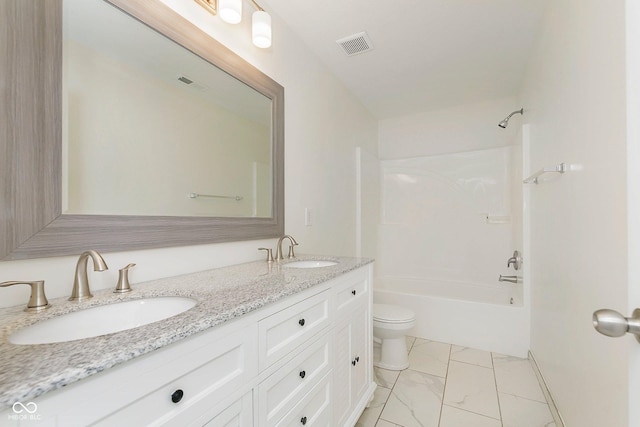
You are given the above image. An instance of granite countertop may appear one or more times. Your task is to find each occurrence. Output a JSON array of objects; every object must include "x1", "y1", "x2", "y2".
[{"x1": 0, "y1": 255, "x2": 373, "y2": 409}]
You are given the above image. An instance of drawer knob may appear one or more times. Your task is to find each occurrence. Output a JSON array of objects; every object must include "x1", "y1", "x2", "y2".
[
  {"x1": 352, "y1": 290, "x2": 356, "y2": 295},
  {"x1": 299, "y1": 370, "x2": 306, "y2": 379},
  {"x1": 298, "y1": 318, "x2": 305, "y2": 326},
  {"x1": 171, "y1": 389, "x2": 184, "y2": 403},
  {"x1": 300, "y1": 416, "x2": 308, "y2": 425}
]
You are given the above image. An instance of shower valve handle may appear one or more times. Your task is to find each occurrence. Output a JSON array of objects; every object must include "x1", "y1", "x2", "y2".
[{"x1": 506, "y1": 250, "x2": 522, "y2": 270}]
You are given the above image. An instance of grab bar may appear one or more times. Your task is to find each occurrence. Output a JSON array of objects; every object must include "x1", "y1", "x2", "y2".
[
  {"x1": 499, "y1": 275, "x2": 522, "y2": 284},
  {"x1": 523, "y1": 162, "x2": 567, "y2": 184},
  {"x1": 188, "y1": 192, "x2": 243, "y2": 201}
]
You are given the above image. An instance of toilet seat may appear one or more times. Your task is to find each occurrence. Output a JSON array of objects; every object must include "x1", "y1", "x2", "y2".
[{"x1": 373, "y1": 304, "x2": 415, "y2": 324}]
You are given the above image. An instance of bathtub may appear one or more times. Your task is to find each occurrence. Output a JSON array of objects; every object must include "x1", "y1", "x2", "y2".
[{"x1": 373, "y1": 276, "x2": 529, "y2": 357}]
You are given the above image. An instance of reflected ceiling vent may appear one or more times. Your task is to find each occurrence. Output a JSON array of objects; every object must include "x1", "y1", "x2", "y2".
[
  {"x1": 336, "y1": 32, "x2": 374, "y2": 57},
  {"x1": 177, "y1": 74, "x2": 208, "y2": 91}
]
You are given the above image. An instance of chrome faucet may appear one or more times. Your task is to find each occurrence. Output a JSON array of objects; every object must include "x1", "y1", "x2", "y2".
[
  {"x1": 275, "y1": 235, "x2": 298, "y2": 261},
  {"x1": 69, "y1": 250, "x2": 108, "y2": 301}
]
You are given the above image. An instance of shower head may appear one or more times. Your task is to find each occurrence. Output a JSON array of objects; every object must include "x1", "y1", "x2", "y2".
[{"x1": 498, "y1": 108, "x2": 524, "y2": 128}]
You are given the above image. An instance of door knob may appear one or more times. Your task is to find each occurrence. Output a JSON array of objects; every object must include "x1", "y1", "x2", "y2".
[{"x1": 593, "y1": 308, "x2": 640, "y2": 342}]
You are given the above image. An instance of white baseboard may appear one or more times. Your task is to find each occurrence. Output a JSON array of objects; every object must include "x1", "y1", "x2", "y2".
[{"x1": 528, "y1": 350, "x2": 565, "y2": 427}]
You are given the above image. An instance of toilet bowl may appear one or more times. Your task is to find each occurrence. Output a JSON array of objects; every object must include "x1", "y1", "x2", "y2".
[{"x1": 373, "y1": 303, "x2": 416, "y2": 370}]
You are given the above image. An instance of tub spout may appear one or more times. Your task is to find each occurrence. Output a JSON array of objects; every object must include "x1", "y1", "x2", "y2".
[{"x1": 499, "y1": 275, "x2": 521, "y2": 284}]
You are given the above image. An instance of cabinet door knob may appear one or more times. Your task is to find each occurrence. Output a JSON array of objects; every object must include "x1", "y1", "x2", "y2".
[
  {"x1": 352, "y1": 359, "x2": 357, "y2": 366},
  {"x1": 299, "y1": 370, "x2": 306, "y2": 379},
  {"x1": 171, "y1": 389, "x2": 184, "y2": 403},
  {"x1": 300, "y1": 416, "x2": 308, "y2": 425},
  {"x1": 298, "y1": 318, "x2": 305, "y2": 326},
  {"x1": 351, "y1": 290, "x2": 356, "y2": 295},
  {"x1": 355, "y1": 356, "x2": 360, "y2": 363}
]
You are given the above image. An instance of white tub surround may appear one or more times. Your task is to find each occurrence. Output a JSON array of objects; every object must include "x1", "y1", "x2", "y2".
[
  {"x1": 374, "y1": 276, "x2": 528, "y2": 357},
  {"x1": 0, "y1": 255, "x2": 374, "y2": 426},
  {"x1": 377, "y1": 146, "x2": 519, "y2": 287}
]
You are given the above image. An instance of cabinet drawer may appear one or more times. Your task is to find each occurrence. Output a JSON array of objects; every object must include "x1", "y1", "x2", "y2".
[
  {"x1": 95, "y1": 326, "x2": 257, "y2": 427},
  {"x1": 259, "y1": 290, "x2": 331, "y2": 370},
  {"x1": 335, "y1": 273, "x2": 369, "y2": 316},
  {"x1": 275, "y1": 372, "x2": 332, "y2": 427},
  {"x1": 259, "y1": 333, "x2": 331, "y2": 426},
  {"x1": 202, "y1": 391, "x2": 253, "y2": 427}
]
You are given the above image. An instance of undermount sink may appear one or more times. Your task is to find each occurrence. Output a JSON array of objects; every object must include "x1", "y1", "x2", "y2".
[
  {"x1": 9, "y1": 297, "x2": 197, "y2": 345},
  {"x1": 283, "y1": 260, "x2": 338, "y2": 269}
]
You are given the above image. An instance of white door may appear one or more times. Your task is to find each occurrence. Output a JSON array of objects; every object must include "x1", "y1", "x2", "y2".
[
  {"x1": 626, "y1": 1, "x2": 640, "y2": 424},
  {"x1": 596, "y1": 2, "x2": 640, "y2": 425}
]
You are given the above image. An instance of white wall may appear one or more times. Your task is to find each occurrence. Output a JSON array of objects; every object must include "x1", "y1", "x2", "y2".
[
  {"x1": 520, "y1": 0, "x2": 628, "y2": 426},
  {"x1": 0, "y1": 0, "x2": 377, "y2": 308},
  {"x1": 378, "y1": 96, "x2": 521, "y2": 159}
]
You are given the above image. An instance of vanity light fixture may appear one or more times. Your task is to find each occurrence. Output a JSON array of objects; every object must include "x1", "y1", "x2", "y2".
[
  {"x1": 193, "y1": 0, "x2": 272, "y2": 48},
  {"x1": 252, "y1": 6, "x2": 272, "y2": 48},
  {"x1": 219, "y1": 0, "x2": 242, "y2": 24}
]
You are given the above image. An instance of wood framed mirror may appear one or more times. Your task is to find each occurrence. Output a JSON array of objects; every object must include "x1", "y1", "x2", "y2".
[{"x1": 0, "y1": 0, "x2": 284, "y2": 260}]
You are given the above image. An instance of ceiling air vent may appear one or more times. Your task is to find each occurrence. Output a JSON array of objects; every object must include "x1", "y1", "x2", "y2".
[
  {"x1": 177, "y1": 74, "x2": 208, "y2": 92},
  {"x1": 336, "y1": 32, "x2": 374, "y2": 57}
]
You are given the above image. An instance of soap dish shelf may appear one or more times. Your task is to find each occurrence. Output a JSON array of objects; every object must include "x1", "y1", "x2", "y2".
[{"x1": 523, "y1": 163, "x2": 567, "y2": 184}]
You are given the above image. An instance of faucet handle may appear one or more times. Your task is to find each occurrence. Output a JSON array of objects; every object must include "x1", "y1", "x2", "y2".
[
  {"x1": 1, "y1": 280, "x2": 50, "y2": 312},
  {"x1": 114, "y1": 263, "x2": 136, "y2": 293},
  {"x1": 506, "y1": 250, "x2": 522, "y2": 270},
  {"x1": 258, "y1": 248, "x2": 274, "y2": 263},
  {"x1": 287, "y1": 242, "x2": 298, "y2": 259}
]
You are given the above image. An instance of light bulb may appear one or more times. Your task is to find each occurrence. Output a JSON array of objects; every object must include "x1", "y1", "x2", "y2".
[
  {"x1": 252, "y1": 10, "x2": 271, "y2": 48},
  {"x1": 219, "y1": 0, "x2": 242, "y2": 24}
]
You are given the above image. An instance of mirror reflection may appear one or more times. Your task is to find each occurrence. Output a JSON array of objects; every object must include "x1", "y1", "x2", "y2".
[{"x1": 62, "y1": 0, "x2": 273, "y2": 218}]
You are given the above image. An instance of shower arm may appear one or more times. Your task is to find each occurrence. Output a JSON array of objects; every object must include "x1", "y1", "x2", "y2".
[{"x1": 504, "y1": 108, "x2": 524, "y2": 121}]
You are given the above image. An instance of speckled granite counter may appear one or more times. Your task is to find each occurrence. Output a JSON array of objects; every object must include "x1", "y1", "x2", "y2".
[{"x1": 0, "y1": 255, "x2": 373, "y2": 409}]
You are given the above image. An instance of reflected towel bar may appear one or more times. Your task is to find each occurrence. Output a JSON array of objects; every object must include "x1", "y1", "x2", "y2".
[
  {"x1": 523, "y1": 163, "x2": 567, "y2": 184},
  {"x1": 188, "y1": 192, "x2": 243, "y2": 201}
]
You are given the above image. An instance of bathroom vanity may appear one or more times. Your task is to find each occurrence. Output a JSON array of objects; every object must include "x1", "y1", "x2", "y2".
[{"x1": 0, "y1": 257, "x2": 374, "y2": 426}]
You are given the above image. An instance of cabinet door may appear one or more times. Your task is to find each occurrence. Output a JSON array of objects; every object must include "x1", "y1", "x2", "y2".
[
  {"x1": 333, "y1": 317, "x2": 352, "y2": 426},
  {"x1": 333, "y1": 302, "x2": 370, "y2": 427},
  {"x1": 350, "y1": 304, "x2": 369, "y2": 405}
]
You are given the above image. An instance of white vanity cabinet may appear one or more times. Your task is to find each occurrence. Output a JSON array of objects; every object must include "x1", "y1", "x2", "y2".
[{"x1": 3, "y1": 264, "x2": 374, "y2": 427}]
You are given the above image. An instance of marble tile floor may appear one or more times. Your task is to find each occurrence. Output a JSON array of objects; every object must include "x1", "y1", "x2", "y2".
[{"x1": 356, "y1": 337, "x2": 556, "y2": 427}]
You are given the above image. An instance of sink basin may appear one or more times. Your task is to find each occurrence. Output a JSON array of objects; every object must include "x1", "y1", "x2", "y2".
[
  {"x1": 9, "y1": 297, "x2": 196, "y2": 345},
  {"x1": 283, "y1": 260, "x2": 338, "y2": 269}
]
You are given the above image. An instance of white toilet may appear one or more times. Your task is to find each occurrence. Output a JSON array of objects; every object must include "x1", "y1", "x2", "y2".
[{"x1": 373, "y1": 303, "x2": 416, "y2": 370}]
